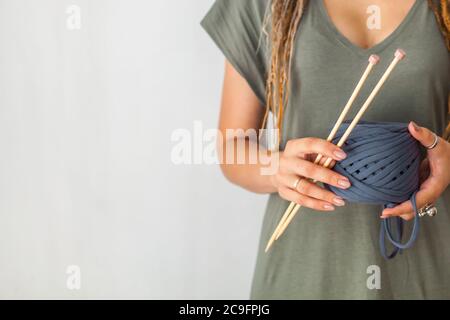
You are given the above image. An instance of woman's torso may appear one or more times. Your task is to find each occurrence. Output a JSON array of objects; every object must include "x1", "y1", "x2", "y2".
[{"x1": 251, "y1": 0, "x2": 450, "y2": 299}]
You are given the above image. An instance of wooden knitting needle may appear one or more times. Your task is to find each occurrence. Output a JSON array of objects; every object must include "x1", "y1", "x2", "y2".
[
  {"x1": 273, "y1": 49, "x2": 406, "y2": 244},
  {"x1": 264, "y1": 54, "x2": 381, "y2": 252}
]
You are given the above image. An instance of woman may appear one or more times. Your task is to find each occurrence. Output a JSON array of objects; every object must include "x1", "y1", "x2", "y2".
[{"x1": 201, "y1": 0, "x2": 450, "y2": 299}]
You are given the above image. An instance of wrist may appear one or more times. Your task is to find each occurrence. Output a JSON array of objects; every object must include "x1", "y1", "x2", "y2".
[{"x1": 266, "y1": 150, "x2": 282, "y2": 191}]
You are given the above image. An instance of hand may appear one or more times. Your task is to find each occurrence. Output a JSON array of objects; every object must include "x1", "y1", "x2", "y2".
[
  {"x1": 270, "y1": 137, "x2": 352, "y2": 211},
  {"x1": 381, "y1": 122, "x2": 450, "y2": 221}
]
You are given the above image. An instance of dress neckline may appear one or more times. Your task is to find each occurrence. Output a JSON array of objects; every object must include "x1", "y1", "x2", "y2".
[{"x1": 317, "y1": 0, "x2": 421, "y2": 56}]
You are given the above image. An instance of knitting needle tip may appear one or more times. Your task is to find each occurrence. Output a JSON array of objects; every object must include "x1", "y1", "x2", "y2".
[
  {"x1": 369, "y1": 54, "x2": 380, "y2": 65},
  {"x1": 265, "y1": 241, "x2": 274, "y2": 253},
  {"x1": 395, "y1": 49, "x2": 406, "y2": 60}
]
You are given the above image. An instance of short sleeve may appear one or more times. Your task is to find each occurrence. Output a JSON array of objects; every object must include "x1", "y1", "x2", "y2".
[{"x1": 200, "y1": 0, "x2": 269, "y2": 105}]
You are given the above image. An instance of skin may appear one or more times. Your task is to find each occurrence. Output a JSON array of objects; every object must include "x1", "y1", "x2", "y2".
[
  {"x1": 218, "y1": 0, "x2": 450, "y2": 217},
  {"x1": 323, "y1": 0, "x2": 417, "y2": 50}
]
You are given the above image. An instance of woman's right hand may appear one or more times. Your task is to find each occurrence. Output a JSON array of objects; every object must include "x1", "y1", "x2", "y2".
[{"x1": 270, "y1": 137, "x2": 352, "y2": 211}]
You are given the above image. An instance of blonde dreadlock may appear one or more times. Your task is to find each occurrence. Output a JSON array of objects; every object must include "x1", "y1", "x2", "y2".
[
  {"x1": 428, "y1": 0, "x2": 450, "y2": 49},
  {"x1": 263, "y1": 0, "x2": 450, "y2": 146},
  {"x1": 260, "y1": 0, "x2": 307, "y2": 145}
]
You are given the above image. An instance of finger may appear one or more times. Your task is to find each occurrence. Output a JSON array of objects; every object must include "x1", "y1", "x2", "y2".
[
  {"x1": 318, "y1": 155, "x2": 336, "y2": 168},
  {"x1": 283, "y1": 157, "x2": 351, "y2": 190},
  {"x1": 285, "y1": 138, "x2": 347, "y2": 161},
  {"x1": 409, "y1": 122, "x2": 442, "y2": 151},
  {"x1": 279, "y1": 174, "x2": 346, "y2": 206},
  {"x1": 276, "y1": 173, "x2": 303, "y2": 191},
  {"x1": 382, "y1": 202, "x2": 416, "y2": 220},
  {"x1": 382, "y1": 201, "x2": 413, "y2": 217},
  {"x1": 279, "y1": 186, "x2": 335, "y2": 212},
  {"x1": 400, "y1": 213, "x2": 415, "y2": 221},
  {"x1": 381, "y1": 187, "x2": 437, "y2": 218},
  {"x1": 296, "y1": 177, "x2": 346, "y2": 206},
  {"x1": 306, "y1": 153, "x2": 337, "y2": 169},
  {"x1": 419, "y1": 159, "x2": 430, "y2": 183}
]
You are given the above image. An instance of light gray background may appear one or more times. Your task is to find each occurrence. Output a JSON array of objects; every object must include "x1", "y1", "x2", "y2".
[{"x1": 0, "y1": 0, "x2": 267, "y2": 299}]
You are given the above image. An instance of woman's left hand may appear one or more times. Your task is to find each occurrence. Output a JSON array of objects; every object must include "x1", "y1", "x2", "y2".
[{"x1": 381, "y1": 121, "x2": 450, "y2": 221}]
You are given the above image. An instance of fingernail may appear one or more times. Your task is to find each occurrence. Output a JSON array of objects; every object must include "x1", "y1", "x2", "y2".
[
  {"x1": 334, "y1": 150, "x2": 347, "y2": 160},
  {"x1": 333, "y1": 197, "x2": 346, "y2": 206},
  {"x1": 411, "y1": 121, "x2": 420, "y2": 132},
  {"x1": 324, "y1": 204, "x2": 335, "y2": 211},
  {"x1": 338, "y1": 179, "x2": 351, "y2": 189}
]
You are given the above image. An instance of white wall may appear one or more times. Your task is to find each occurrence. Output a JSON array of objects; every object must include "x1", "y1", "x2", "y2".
[{"x1": 0, "y1": 0, "x2": 267, "y2": 299}]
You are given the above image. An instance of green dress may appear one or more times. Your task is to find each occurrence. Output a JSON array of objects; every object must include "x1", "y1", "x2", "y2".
[{"x1": 201, "y1": 0, "x2": 450, "y2": 299}]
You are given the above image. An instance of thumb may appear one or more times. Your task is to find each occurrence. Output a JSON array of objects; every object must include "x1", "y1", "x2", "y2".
[{"x1": 408, "y1": 121, "x2": 435, "y2": 148}]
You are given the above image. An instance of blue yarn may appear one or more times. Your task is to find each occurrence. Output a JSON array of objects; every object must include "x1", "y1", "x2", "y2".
[{"x1": 324, "y1": 121, "x2": 422, "y2": 259}]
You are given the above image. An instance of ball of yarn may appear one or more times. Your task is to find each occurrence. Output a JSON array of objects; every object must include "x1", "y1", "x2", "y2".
[{"x1": 324, "y1": 121, "x2": 422, "y2": 259}]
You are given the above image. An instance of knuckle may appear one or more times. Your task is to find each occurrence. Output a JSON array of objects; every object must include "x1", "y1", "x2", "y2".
[
  {"x1": 312, "y1": 138, "x2": 325, "y2": 149},
  {"x1": 300, "y1": 197, "x2": 313, "y2": 209},
  {"x1": 302, "y1": 137, "x2": 314, "y2": 146},
  {"x1": 286, "y1": 139, "x2": 301, "y2": 152},
  {"x1": 402, "y1": 214, "x2": 414, "y2": 221},
  {"x1": 317, "y1": 140, "x2": 332, "y2": 152},
  {"x1": 303, "y1": 137, "x2": 320, "y2": 151},
  {"x1": 314, "y1": 168, "x2": 328, "y2": 183},
  {"x1": 305, "y1": 199, "x2": 321, "y2": 211},
  {"x1": 326, "y1": 192, "x2": 337, "y2": 203},
  {"x1": 294, "y1": 194, "x2": 304, "y2": 205},
  {"x1": 321, "y1": 140, "x2": 333, "y2": 150},
  {"x1": 389, "y1": 211, "x2": 400, "y2": 217},
  {"x1": 332, "y1": 173, "x2": 344, "y2": 185},
  {"x1": 306, "y1": 164, "x2": 318, "y2": 178},
  {"x1": 278, "y1": 188, "x2": 289, "y2": 200},
  {"x1": 301, "y1": 182, "x2": 311, "y2": 195},
  {"x1": 285, "y1": 140, "x2": 293, "y2": 150}
]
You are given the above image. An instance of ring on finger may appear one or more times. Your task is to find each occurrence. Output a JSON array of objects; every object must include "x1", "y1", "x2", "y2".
[
  {"x1": 425, "y1": 133, "x2": 439, "y2": 150},
  {"x1": 418, "y1": 203, "x2": 438, "y2": 217}
]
